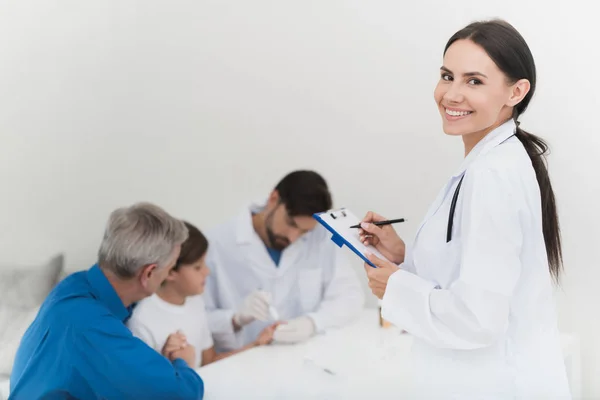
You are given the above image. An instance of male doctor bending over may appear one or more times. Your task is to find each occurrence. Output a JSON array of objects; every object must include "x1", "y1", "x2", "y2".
[{"x1": 204, "y1": 170, "x2": 364, "y2": 350}]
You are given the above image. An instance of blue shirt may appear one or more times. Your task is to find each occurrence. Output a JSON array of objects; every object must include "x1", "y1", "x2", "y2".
[
  {"x1": 266, "y1": 247, "x2": 282, "y2": 266},
  {"x1": 9, "y1": 265, "x2": 204, "y2": 400}
]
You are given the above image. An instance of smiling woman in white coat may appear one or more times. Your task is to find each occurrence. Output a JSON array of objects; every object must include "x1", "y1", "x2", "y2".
[{"x1": 360, "y1": 19, "x2": 571, "y2": 399}]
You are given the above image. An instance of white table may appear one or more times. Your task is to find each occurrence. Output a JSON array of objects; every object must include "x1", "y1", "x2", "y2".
[
  {"x1": 197, "y1": 309, "x2": 415, "y2": 399},
  {"x1": 197, "y1": 308, "x2": 582, "y2": 399},
  {"x1": 0, "y1": 309, "x2": 581, "y2": 399},
  {"x1": 1, "y1": 314, "x2": 411, "y2": 400},
  {"x1": 0, "y1": 379, "x2": 8, "y2": 400}
]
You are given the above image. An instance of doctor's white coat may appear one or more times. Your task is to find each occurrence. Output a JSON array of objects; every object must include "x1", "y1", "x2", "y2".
[
  {"x1": 204, "y1": 204, "x2": 365, "y2": 350},
  {"x1": 382, "y1": 119, "x2": 571, "y2": 399}
]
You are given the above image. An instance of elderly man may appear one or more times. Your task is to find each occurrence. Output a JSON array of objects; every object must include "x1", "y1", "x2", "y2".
[{"x1": 9, "y1": 203, "x2": 204, "y2": 400}]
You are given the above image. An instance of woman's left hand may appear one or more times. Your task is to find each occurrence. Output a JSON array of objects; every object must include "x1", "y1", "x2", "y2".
[{"x1": 364, "y1": 253, "x2": 400, "y2": 299}]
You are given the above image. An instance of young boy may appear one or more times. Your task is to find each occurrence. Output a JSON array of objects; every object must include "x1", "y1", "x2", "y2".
[{"x1": 127, "y1": 221, "x2": 279, "y2": 368}]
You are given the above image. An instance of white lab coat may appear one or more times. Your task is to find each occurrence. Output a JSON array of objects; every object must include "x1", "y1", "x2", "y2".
[
  {"x1": 382, "y1": 119, "x2": 571, "y2": 399},
  {"x1": 204, "y1": 203, "x2": 365, "y2": 350}
]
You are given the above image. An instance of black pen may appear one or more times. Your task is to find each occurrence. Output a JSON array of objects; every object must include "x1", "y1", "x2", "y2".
[{"x1": 349, "y1": 218, "x2": 405, "y2": 229}]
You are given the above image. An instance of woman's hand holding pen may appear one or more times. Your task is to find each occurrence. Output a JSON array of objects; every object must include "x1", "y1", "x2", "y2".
[
  {"x1": 358, "y1": 211, "x2": 406, "y2": 264},
  {"x1": 359, "y1": 211, "x2": 404, "y2": 299}
]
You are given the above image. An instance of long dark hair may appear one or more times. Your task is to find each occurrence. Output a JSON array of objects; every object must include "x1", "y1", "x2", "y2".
[{"x1": 444, "y1": 19, "x2": 563, "y2": 283}]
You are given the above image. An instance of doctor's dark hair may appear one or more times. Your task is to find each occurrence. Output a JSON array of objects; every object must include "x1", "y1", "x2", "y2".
[
  {"x1": 274, "y1": 170, "x2": 332, "y2": 217},
  {"x1": 172, "y1": 221, "x2": 208, "y2": 271},
  {"x1": 445, "y1": 19, "x2": 563, "y2": 282}
]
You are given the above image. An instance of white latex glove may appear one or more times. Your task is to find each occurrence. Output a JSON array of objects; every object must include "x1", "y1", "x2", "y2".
[
  {"x1": 273, "y1": 316, "x2": 316, "y2": 344},
  {"x1": 233, "y1": 290, "x2": 272, "y2": 327}
]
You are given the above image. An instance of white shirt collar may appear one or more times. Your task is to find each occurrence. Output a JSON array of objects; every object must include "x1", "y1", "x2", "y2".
[
  {"x1": 235, "y1": 200, "x2": 266, "y2": 245},
  {"x1": 234, "y1": 200, "x2": 313, "y2": 246},
  {"x1": 452, "y1": 119, "x2": 517, "y2": 178}
]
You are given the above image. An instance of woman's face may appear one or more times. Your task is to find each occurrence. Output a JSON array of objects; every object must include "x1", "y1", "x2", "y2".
[{"x1": 433, "y1": 39, "x2": 528, "y2": 140}]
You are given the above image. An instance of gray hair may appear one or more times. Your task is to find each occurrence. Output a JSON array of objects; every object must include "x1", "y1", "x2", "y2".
[{"x1": 98, "y1": 202, "x2": 188, "y2": 279}]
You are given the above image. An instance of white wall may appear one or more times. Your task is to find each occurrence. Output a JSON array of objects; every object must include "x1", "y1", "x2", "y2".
[{"x1": 1, "y1": 1, "x2": 598, "y2": 397}]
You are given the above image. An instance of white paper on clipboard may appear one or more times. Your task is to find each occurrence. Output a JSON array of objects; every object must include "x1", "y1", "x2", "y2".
[{"x1": 313, "y1": 208, "x2": 390, "y2": 268}]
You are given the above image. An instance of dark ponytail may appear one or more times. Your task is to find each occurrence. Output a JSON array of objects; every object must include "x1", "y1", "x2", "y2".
[
  {"x1": 514, "y1": 125, "x2": 563, "y2": 282},
  {"x1": 445, "y1": 19, "x2": 563, "y2": 282}
]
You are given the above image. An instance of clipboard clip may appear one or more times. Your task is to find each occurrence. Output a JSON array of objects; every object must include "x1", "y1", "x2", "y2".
[
  {"x1": 327, "y1": 209, "x2": 349, "y2": 248},
  {"x1": 328, "y1": 209, "x2": 348, "y2": 220}
]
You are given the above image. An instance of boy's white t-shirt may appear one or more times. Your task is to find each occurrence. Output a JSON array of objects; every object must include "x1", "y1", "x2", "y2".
[{"x1": 127, "y1": 293, "x2": 214, "y2": 368}]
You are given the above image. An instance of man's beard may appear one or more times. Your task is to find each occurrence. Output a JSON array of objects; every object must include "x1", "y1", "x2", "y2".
[{"x1": 265, "y1": 212, "x2": 290, "y2": 251}]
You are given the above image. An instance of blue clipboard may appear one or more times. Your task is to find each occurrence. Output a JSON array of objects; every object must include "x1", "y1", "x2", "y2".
[{"x1": 313, "y1": 208, "x2": 388, "y2": 268}]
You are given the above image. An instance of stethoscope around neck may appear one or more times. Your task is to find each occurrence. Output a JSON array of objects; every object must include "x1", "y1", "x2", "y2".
[
  {"x1": 446, "y1": 132, "x2": 516, "y2": 243},
  {"x1": 446, "y1": 175, "x2": 464, "y2": 243}
]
